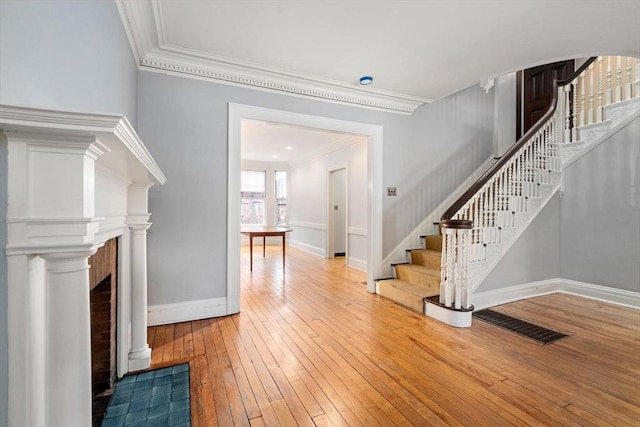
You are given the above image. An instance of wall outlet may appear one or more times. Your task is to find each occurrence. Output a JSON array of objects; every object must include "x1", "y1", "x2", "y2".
[{"x1": 387, "y1": 187, "x2": 397, "y2": 196}]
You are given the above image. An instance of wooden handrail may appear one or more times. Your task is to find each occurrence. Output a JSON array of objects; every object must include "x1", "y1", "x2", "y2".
[{"x1": 440, "y1": 57, "x2": 598, "y2": 225}]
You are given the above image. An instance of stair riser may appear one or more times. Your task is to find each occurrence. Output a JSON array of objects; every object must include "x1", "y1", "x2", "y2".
[
  {"x1": 410, "y1": 252, "x2": 441, "y2": 269},
  {"x1": 423, "y1": 236, "x2": 442, "y2": 251},
  {"x1": 394, "y1": 266, "x2": 440, "y2": 287},
  {"x1": 377, "y1": 280, "x2": 438, "y2": 314}
]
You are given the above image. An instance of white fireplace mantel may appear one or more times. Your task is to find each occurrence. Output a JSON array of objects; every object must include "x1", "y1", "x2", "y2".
[{"x1": 0, "y1": 104, "x2": 166, "y2": 427}]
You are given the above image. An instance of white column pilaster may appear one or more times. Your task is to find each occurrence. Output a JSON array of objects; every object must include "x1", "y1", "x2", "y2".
[
  {"x1": 7, "y1": 253, "x2": 47, "y2": 427},
  {"x1": 128, "y1": 223, "x2": 152, "y2": 371},
  {"x1": 40, "y1": 250, "x2": 95, "y2": 427}
]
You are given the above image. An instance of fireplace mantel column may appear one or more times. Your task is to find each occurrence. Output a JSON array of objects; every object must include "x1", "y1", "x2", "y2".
[
  {"x1": 40, "y1": 249, "x2": 96, "y2": 427},
  {"x1": 127, "y1": 184, "x2": 153, "y2": 371},
  {"x1": 128, "y1": 222, "x2": 152, "y2": 370}
]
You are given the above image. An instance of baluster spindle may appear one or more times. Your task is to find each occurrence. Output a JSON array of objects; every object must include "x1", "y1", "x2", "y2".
[
  {"x1": 588, "y1": 62, "x2": 595, "y2": 124},
  {"x1": 616, "y1": 56, "x2": 623, "y2": 102},
  {"x1": 606, "y1": 56, "x2": 613, "y2": 105},
  {"x1": 635, "y1": 59, "x2": 640, "y2": 99},
  {"x1": 572, "y1": 81, "x2": 578, "y2": 141},
  {"x1": 626, "y1": 57, "x2": 633, "y2": 100},
  {"x1": 459, "y1": 229, "x2": 470, "y2": 309},
  {"x1": 563, "y1": 85, "x2": 571, "y2": 142},
  {"x1": 579, "y1": 71, "x2": 586, "y2": 126},
  {"x1": 597, "y1": 57, "x2": 604, "y2": 122}
]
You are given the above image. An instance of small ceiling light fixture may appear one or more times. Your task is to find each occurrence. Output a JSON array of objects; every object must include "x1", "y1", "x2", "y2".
[
  {"x1": 359, "y1": 76, "x2": 373, "y2": 86},
  {"x1": 272, "y1": 154, "x2": 278, "y2": 158},
  {"x1": 286, "y1": 146, "x2": 293, "y2": 150}
]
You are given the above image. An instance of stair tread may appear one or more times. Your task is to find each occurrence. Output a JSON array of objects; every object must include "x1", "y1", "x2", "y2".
[{"x1": 409, "y1": 249, "x2": 441, "y2": 255}]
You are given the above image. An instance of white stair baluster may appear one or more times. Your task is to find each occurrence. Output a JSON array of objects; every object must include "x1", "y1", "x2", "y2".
[
  {"x1": 606, "y1": 56, "x2": 613, "y2": 105},
  {"x1": 572, "y1": 81, "x2": 578, "y2": 141},
  {"x1": 580, "y1": 71, "x2": 586, "y2": 126},
  {"x1": 588, "y1": 62, "x2": 595, "y2": 125},
  {"x1": 597, "y1": 57, "x2": 604, "y2": 122},
  {"x1": 626, "y1": 57, "x2": 633, "y2": 100},
  {"x1": 616, "y1": 56, "x2": 623, "y2": 102}
]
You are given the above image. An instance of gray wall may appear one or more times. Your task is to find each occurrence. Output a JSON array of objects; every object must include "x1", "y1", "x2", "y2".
[
  {"x1": 561, "y1": 116, "x2": 640, "y2": 291},
  {"x1": 0, "y1": 2, "x2": 138, "y2": 426},
  {"x1": 478, "y1": 193, "x2": 562, "y2": 291},
  {"x1": 0, "y1": 0, "x2": 138, "y2": 125},
  {"x1": 137, "y1": 70, "x2": 495, "y2": 305},
  {"x1": 383, "y1": 86, "x2": 495, "y2": 254}
]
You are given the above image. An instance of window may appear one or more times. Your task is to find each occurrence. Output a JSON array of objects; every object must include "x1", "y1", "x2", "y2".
[
  {"x1": 241, "y1": 170, "x2": 266, "y2": 225},
  {"x1": 275, "y1": 171, "x2": 287, "y2": 225}
]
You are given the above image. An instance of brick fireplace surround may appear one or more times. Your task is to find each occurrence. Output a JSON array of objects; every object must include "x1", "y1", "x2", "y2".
[
  {"x1": 90, "y1": 239, "x2": 118, "y2": 399},
  {"x1": 1, "y1": 105, "x2": 166, "y2": 427}
]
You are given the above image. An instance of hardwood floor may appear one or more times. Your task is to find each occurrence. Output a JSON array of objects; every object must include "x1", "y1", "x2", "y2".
[{"x1": 148, "y1": 245, "x2": 640, "y2": 426}]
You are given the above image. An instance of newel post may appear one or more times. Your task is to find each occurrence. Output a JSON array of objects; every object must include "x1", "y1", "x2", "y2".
[{"x1": 439, "y1": 219, "x2": 473, "y2": 310}]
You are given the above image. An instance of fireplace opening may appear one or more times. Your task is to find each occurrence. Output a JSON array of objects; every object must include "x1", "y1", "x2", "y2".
[
  {"x1": 88, "y1": 238, "x2": 118, "y2": 425},
  {"x1": 91, "y1": 274, "x2": 116, "y2": 393}
]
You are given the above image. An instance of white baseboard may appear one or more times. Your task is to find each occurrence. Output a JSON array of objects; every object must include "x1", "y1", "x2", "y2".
[
  {"x1": 347, "y1": 256, "x2": 367, "y2": 272},
  {"x1": 288, "y1": 239, "x2": 325, "y2": 258},
  {"x1": 559, "y1": 279, "x2": 640, "y2": 309},
  {"x1": 473, "y1": 280, "x2": 560, "y2": 310},
  {"x1": 148, "y1": 297, "x2": 227, "y2": 326},
  {"x1": 473, "y1": 278, "x2": 640, "y2": 310}
]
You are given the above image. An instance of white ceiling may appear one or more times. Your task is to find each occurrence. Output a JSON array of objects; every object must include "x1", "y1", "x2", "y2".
[
  {"x1": 119, "y1": 0, "x2": 640, "y2": 113},
  {"x1": 241, "y1": 120, "x2": 365, "y2": 164},
  {"x1": 118, "y1": 0, "x2": 640, "y2": 159}
]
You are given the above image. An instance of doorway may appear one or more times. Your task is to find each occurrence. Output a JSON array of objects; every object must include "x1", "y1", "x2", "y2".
[
  {"x1": 328, "y1": 167, "x2": 347, "y2": 260},
  {"x1": 517, "y1": 60, "x2": 575, "y2": 138},
  {"x1": 227, "y1": 104, "x2": 383, "y2": 314}
]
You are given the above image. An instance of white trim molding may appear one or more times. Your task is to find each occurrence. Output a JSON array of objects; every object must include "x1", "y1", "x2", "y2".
[
  {"x1": 289, "y1": 220, "x2": 326, "y2": 231},
  {"x1": 116, "y1": 0, "x2": 429, "y2": 114},
  {"x1": 287, "y1": 240, "x2": 326, "y2": 258},
  {"x1": 148, "y1": 298, "x2": 227, "y2": 326},
  {"x1": 473, "y1": 278, "x2": 640, "y2": 311}
]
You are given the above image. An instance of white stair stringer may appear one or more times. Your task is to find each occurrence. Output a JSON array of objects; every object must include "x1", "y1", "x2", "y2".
[{"x1": 561, "y1": 97, "x2": 640, "y2": 168}]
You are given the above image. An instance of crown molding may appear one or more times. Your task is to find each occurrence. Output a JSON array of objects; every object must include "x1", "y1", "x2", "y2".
[{"x1": 116, "y1": 0, "x2": 430, "y2": 115}]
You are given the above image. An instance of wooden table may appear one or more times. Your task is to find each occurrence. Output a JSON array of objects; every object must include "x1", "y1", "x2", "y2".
[{"x1": 241, "y1": 226, "x2": 292, "y2": 271}]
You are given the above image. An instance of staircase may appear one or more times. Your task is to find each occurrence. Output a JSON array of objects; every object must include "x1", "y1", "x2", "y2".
[
  {"x1": 378, "y1": 233, "x2": 442, "y2": 313},
  {"x1": 376, "y1": 55, "x2": 640, "y2": 326}
]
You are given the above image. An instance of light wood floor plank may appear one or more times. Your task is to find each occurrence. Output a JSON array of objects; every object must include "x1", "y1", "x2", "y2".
[{"x1": 146, "y1": 245, "x2": 640, "y2": 426}]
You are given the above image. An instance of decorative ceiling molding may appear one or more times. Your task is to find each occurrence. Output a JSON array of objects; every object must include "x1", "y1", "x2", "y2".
[{"x1": 116, "y1": 0, "x2": 429, "y2": 115}]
